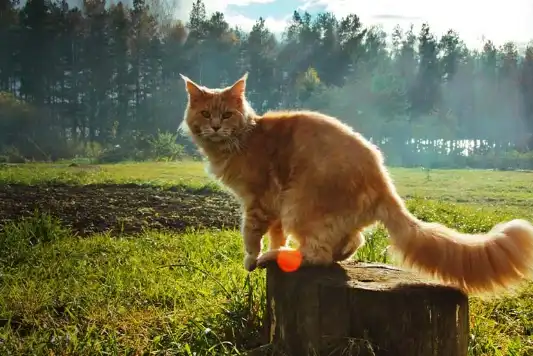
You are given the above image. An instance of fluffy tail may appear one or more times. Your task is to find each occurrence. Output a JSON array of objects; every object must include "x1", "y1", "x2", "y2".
[{"x1": 378, "y1": 197, "x2": 533, "y2": 294}]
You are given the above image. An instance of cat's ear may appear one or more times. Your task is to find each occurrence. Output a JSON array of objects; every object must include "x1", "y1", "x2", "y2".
[
  {"x1": 180, "y1": 73, "x2": 205, "y2": 97},
  {"x1": 227, "y1": 72, "x2": 248, "y2": 98}
]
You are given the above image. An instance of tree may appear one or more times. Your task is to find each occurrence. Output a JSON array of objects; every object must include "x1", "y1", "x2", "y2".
[
  {"x1": 246, "y1": 17, "x2": 280, "y2": 110},
  {"x1": 109, "y1": 2, "x2": 131, "y2": 137},
  {"x1": 0, "y1": 1, "x2": 532, "y2": 168},
  {"x1": 411, "y1": 23, "x2": 440, "y2": 116},
  {"x1": 439, "y1": 29, "x2": 462, "y2": 82},
  {"x1": 520, "y1": 45, "x2": 533, "y2": 143},
  {"x1": 0, "y1": 0, "x2": 18, "y2": 91}
]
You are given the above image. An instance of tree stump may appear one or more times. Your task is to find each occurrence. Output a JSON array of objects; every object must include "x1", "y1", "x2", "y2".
[{"x1": 263, "y1": 261, "x2": 469, "y2": 356}]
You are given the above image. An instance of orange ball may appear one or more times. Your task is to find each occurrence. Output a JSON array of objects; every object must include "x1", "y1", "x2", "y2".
[{"x1": 276, "y1": 249, "x2": 302, "y2": 272}]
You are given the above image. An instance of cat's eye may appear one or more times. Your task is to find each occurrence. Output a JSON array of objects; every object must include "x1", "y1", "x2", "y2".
[
  {"x1": 201, "y1": 110, "x2": 211, "y2": 118},
  {"x1": 222, "y1": 111, "x2": 232, "y2": 119}
]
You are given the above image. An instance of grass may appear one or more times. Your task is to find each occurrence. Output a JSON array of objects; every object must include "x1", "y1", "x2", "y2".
[
  {"x1": 0, "y1": 161, "x2": 214, "y2": 190},
  {"x1": 0, "y1": 213, "x2": 264, "y2": 355},
  {"x1": 392, "y1": 167, "x2": 533, "y2": 209},
  {"x1": 2, "y1": 161, "x2": 533, "y2": 209},
  {"x1": 1, "y1": 161, "x2": 533, "y2": 355}
]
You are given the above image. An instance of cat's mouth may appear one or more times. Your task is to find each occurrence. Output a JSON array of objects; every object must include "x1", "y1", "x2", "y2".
[
  {"x1": 197, "y1": 129, "x2": 231, "y2": 143},
  {"x1": 208, "y1": 135, "x2": 225, "y2": 142},
  {"x1": 204, "y1": 131, "x2": 231, "y2": 143}
]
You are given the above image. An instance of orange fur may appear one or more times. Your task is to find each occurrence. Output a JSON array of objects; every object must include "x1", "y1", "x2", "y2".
[{"x1": 179, "y1": 73, "x2": 533, "y2": 295}]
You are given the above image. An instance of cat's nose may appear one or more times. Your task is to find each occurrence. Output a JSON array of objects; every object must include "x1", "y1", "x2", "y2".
[{"x1": 212, "y1": 125, "x2": 221, "y2": 132}]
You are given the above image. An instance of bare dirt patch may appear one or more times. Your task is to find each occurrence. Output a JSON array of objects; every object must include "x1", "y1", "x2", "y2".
[{"x1": 0, "y1": 184, "x2": 241, "y2": 236}]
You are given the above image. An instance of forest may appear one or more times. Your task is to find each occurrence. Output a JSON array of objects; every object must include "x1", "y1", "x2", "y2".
[{"x1": 1, "y1": 0, "x2": 533, "y2": 169}]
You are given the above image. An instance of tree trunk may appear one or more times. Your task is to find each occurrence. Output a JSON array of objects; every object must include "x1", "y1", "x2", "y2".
[{"x1": 262, "y1": 261, "x2": 469, "y2": 356}]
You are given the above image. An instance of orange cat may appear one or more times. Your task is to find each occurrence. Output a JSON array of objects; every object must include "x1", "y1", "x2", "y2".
[{"x1": 179, "y1": 73, "x2": 533, "y2": 294}]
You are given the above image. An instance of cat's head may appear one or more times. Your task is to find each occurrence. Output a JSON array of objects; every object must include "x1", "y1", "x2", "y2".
[{"x1": 180, "y1": 73, "x2": 254, "y2": 144}]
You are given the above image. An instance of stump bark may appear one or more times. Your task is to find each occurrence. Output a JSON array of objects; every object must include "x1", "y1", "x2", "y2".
[{"x1": 263, "y1": 261, "x2": 469, "y2": 356}]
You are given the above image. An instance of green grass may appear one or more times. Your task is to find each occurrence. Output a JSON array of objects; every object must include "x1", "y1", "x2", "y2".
[
  {"x1": 0, "y1": 213, "x2": 264, "y2": 355},
  {"x1": 2, "y1": 161, "x2": 533, "y2": 208},
  {"x1": 391, "y1": 167, "x2": 533, "y2": 209},
  {"x1": 0, "y1": 161, "x2": 215, "y2": 190},
  {"x1": 1, "y1": 161, "x2": 533, "y2": 355}
]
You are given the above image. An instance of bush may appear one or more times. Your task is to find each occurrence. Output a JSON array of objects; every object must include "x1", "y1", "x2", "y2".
[
  {"x1": 96, "y1": 131, "x2": 149, "y2": 163},
  {"x1": 379, "y1": 143, "x2": 533, "y2": 171},
  {"x1": 97, "y1": 145, "x2": 133, "y2": 163},
  {"x1": 466, "y1": 150, "x2": 533, "y2": 170},
  {"x1": 95, "y1": 130, "x2": 186, "y2": 163},
  {"x1": 147, "y1": 130, "x2": 185, "y2": 161},
  {"x1": 0, "y1": 146, "x2": 26, "y2": 163}
]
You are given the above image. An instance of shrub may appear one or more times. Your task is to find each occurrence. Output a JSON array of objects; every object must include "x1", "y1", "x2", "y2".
[
  {"x1": 0, "y1": 146, "x2": 26, "y2": 163},
  {"x1": 147, "y1": 130, "x2": 185, "y2": 161}
]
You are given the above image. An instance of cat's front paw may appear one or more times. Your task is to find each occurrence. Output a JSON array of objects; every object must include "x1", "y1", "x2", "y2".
[{"x1": 243, "y1": 254, "x2": 257, "y2": 272}]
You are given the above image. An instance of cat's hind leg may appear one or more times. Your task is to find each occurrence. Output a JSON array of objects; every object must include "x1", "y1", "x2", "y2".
[
  {"x1": 257, "y1": 221, "x2": 367, "y2": 268},
  {"x1": 257, "y1": 224, "x2": 341, "y2": 268},
  {"x1": 333, "y1": 231, "x2": 365, "y2": 261}
]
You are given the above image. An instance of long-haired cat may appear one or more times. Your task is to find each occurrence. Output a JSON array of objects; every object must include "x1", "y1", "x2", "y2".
[{"x1": 179, "y1": 73, "x2": 533, "y2": 294}]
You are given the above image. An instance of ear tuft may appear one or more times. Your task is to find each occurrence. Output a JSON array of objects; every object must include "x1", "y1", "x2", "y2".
[
  {"x1": 227, "y1": 72, "x2": 248, "y2": 98},
  {"x1": 180, "y1": 73, "x2": 205, "y2": 97}
]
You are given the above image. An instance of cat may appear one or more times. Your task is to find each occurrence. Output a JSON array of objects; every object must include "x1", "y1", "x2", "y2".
[{"x1": 179, "y1": 72, "x2": 533, "y2": 294}]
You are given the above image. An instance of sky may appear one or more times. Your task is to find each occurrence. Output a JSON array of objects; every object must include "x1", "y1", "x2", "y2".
[{"x1": 175, "y1": 0, "x2": 533, "y2": 50}]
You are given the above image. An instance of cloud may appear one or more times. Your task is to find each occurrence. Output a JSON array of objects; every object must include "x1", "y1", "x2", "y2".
[
  {"x1": 222, "y1": 0, "x2": 276, "y2": 6},
  {"x1": 299, "y1": 0, "x2": 533, "y2": 48},
  {"x1": 175, "y1": 0, "x2": 276, "y2": 21},
  {"x1": 174, "y1": 0, "x2": 533, "y2": 49},
  {"x1": 173, "y1": 0, "x2": 192, "y2": 20},
  {"x1": 371, "y1": 14, "x2": 422, "y2": 21},
  {"x1": 174, "y1": 0, "x2": 289, "y2": 36},
  {"x1": 224, "y1": 13, "x2": 289, "y2": 33}
]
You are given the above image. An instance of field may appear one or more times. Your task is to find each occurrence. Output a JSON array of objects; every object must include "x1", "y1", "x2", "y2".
[{"x1": 1, "y1": 161, "x2": 533, "y2": 355}]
